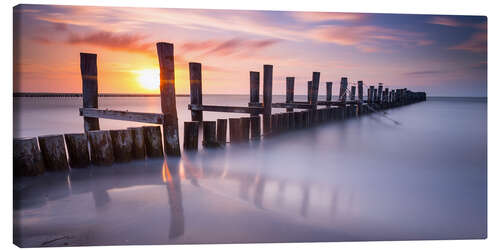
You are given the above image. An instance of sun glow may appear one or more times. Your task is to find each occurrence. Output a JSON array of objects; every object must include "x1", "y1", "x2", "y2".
[{"x1": 135, "y1": 69, "x2": 160, "y2": 90}]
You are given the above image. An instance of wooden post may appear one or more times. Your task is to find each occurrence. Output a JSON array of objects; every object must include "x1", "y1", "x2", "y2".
[
  {"x1": 249, "y1": 71, "x2": 260, "y2": 116},
  {"x1": 302, "y1": 111, "x2": 310, "y2": 128},
  {"x1": 156, "y1": 42, "x2": 181, "y2": 157},
  {"x1": 38, "y1": 135, "x2": 69, "y2": 171},
  {"x1": 127, "y1": 127, "x2": 146, "y2": 160},
  {"x1": 350, "y1": 86, "x2": 356, "y2": 101},
  {"x1": 13, "y1": 137, "x2": 45, "y2": 176},
  {"x1": 326, "y1": 82, "x2": 333, "y2": 102},
  {"x1": 369, "y1": 86, "x2": 375, "y2": 104},
  {"x1": 311, "y1": 72, "x2": 320, "y2": 108},
  {"x1": 189, "y1": 62, "x2": 203, "y2": 122},
  {"x1": 294, "y1": 112, "x2": 302, "y2": 129},
  {"x1": 240, "y1": 117, "x2": 250, "y2": 142},
  {"x1": 80, "y1": 53, "x2": 100, "y2": 132},
  {"x1": 143, "y1": 125, "x2": 164, "y2": 158},
  {"x1": 88, "y1": 130, "x2": 114, "y2": 166},
  {"x1": 229, "y1": 118, "x2": 242, "y2": 143},
  {"x1": 378, "y1": 83, "x2": 383, "y2": 103},
  {"x1": 202, "y1": 121, "x2": 218, "y2": 148},
  {"x1": 183, "y1": 121, "x2": 199, "y2": 151},
  {"x1": 280, "y1": 113, "x2": 288, "y2": 131},
  {"x1": 109, "y1": 129, "x2": 134, "y2": 163},
  {"x1": 64, "y1": 133, "x2": 90, "y2": 168},
  {"x1": 250, "y1": 116, "x2": 261, "y2": 140},
  {"x1": 307, "y1": 81, "x2": 312, "y2": 103},
  {"x1": 263, "y1": 65, "x2": 273, "y2": 136},
  {"x1": 286, "y1": 77, "x2": 295, "y2": 112},
  {"x1": 339, "y1": 77, "x2": 348, "y2": 102},
  {"x1": 357, "y1": 81, "x2": 363, "y2": 102},
  {"x1": 373, "y1": 89, "x2": 378, "y2": 104},
  {"x1": 216, "y1": 119, "x2": 227, "y2": 146}
]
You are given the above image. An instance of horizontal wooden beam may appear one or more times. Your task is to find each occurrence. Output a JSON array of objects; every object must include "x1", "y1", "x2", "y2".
[
  {"x1": 79, "y1": 108, "x2": 164, "y2": 124},
  {"x1": 189, "y1": 104, "x2": 263, "y2": 114},
  {"x1": 271, "y1": 103, "x2": 315, "y2": 109}
]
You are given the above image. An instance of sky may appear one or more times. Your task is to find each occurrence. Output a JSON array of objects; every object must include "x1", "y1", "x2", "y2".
[{"x1": 13, "y1": 4, "x2": 487, "y2": 96}]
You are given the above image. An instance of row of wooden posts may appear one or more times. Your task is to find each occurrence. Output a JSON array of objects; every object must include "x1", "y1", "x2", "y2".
[{"x1": 13, "y1": 42, "x2": 426, "y2": 177}]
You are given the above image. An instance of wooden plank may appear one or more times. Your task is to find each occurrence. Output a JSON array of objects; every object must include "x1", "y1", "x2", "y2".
[
  {"x1": 326, "y1": 82, "x2": 333, "y2": 102},
  {"x1": 143, "y1": 126, "x2": 163, "y2": 158},
  {"x1": 250, "y1": 116, "x2": 261, "y2": 140},
  {"x1": 80, "y1": 53, "x2": 100, "y2": 132},
  {"x1": 202, "y1": 121, "x2": 218, "y2": 148},
  {"x1": 263, "y1": 65, "x2": 273, "y2": 136},
  {"x1": 229, "y1": 118, "x2": 242, "y2": 143},
  {"x1": 80, "y1": 108, "x2": 164, "y2": 124},
  {"x1": 216, "y1": 119, "x2": 227, "y2": 146},
  {"x1": 38, "y1": 135, "x2": 69, "y2": 171},
  {"x1": 339, "y1": 77, "x2": 348, "y2": 102},
  {"x1": 127, "y1": 127, "x2": 146, "y2": 159},
  {"x1": 13, "y1": 137, "x2": 45, "y2": 177},
  {"x1": 189, "y1": 62, "x2": 203, "y2": 122},
  {"x1": 64, "y1": 133, "x2": 90, "y2": 168},
  {"x1": 240, "y1": 117, "x2": 250, "y2": 142},
  {"x1": 271, "y1": 114, "x2": 279, "y2": 134},
  {"x1": 188, "y1": 104, "x2": 262, "y2": 114},
  {"x1": 183, "y1": 121, "x2": 199, "y2": 151},
  {"x1": 88, "y1": 130, "x2": 114, "y2": 166},
  {"x1": 271, "y1": 103, "x2": 314, "y2": 109},
  {"x1": 110, "y1": 129, "x2": 134, "y2": 163},
  {"x1": 156, "y1": 42, "x2": 181, "y2": 157}
]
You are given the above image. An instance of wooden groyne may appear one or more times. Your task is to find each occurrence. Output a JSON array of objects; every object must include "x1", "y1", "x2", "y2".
[{"x1": 13, "y1": 42, "x2": 426, "y2": 177}]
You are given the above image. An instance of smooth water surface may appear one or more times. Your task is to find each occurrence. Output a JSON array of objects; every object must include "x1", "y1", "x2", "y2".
[{"x1": 13, "y1": 97, "x2": 487, "y2": 246}]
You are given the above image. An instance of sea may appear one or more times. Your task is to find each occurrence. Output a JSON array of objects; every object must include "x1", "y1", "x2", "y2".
[{"x1": 13, "y1": 96, "x2": 487, "y2": 246}]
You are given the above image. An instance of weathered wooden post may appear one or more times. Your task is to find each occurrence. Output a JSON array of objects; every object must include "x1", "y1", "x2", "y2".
[
  {"x1": 127, "y1": 127, "x2": 146, "y2": 159},
  {"x1": 240, "y1": 117, "x2": 250, "y2": 142},
  {"x1": 64, "y1": 133, "x2": 90, "y2": 168},
  {"x1": 378, "y1": 83, "x2": 383, "y2": 103},
  {"x1": 156, "y1": 42, "x2": 181, "y2": 157},
  {"x1": 339, "y1": 77, "x2": 348, "y2": 103},
  {"x1": 311, "y1": 72, "x2": 320, "y2": 108},
  {"x1": 13, "y1": 137, "x2": 45, "y2": 176},
  {"x1": 249, "y1": 71, "x2": 260, "y2": 116},
  {"x1": 202, "y1": 121, "x2": 218, "y2": 148},
  {"x1": 271, "y1": 114, "x2": 279, "y2": 134},
  {"x1": 373, "y1": 89, "x2": 378, "y2": 105},
  {"x1": 350, "y1": 86, "x2": 356, "y2": 101},
  {"x1": 229, "y1": 118, "x2": 242, "y2": 143},
  {"x1": 80, "y1": 53, "x2": 100, "y2": 132},
  {"x1": 38, "y1": 135, "x2": 69, "y2": 171},
  {"x1": 216, "y1": 119, "x2": 227, "y2": 146},
  {"x1": 326, "y1": 82, "x2": 333, "y2": 103},
  {"x1": 189, "y1": 62, "x2": 203, "y2": 122},
  {"x1": 88, "y1": 130, "x2": 115, "y2": 166},
  {"x1": 357, "y1": 81, "x2": 363, "y2": 102},
  {"x1": 287, "y1": 112, "x2": 295, "y2": 129},
  {"x1": 183, "y1": 121, "x2": 199, "y2": 151},
  {"x1": 286, "y1": 77, "x2": 295, "y2": 112},
  {"x1": 263, "y1": 65, "x2": 273, "y2": 136},
  {"x1": 143, "y1": 126, "x2": 164, "y2": 158},
  {"x1": 250, "y1": 116, "x2": 261, "y2": 140},
  {"x1": 369, "y1": 86, "x2": 375, "y2": 104},
  {"x1": 294, "y1": 112, "x2": 302, "y2": 129},
  {"x1": 109, "y1": 129, "x2": 134, "y2": 162}
]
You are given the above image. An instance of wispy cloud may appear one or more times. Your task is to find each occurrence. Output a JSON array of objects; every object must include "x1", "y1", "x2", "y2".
[
  {"x1": 310, "y1": 25, "x2": 432, "y2": 52},
  {"x1": 428, "y1": 17, "x2": 462, "y2": 27},
  {"x1": 404, "y1": 70, "x2": 446, "y2": 76},
  {"x1": 67, "y1": 31, "x2": 154, "y2": 55},
  {"x1": 449, "y1": 31, "x2": 487, "y2": 53}
]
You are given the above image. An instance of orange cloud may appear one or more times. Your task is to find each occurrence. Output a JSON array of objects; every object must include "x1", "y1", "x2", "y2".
[
  {"x1": 66, "y1": 31, "x2": 154, "y2": 56},
  {"x1": 292, "y1": 12, "x2": 368, "y2": 22}
]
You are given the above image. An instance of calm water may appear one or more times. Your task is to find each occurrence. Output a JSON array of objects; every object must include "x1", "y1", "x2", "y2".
[{"x1": 13, "y1": 96, "x2": 487, "y2": 246}]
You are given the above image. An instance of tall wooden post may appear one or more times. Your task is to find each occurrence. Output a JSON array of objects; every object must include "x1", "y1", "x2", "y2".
[
  {"x1": 357, "y1": 81, "x2": 363, "y2": 102},
  {"x1": 263, "y1": 65, "x2": 273, "y2": 136},
  {"x1": 189, "y1": 62, "x2": 203, "y2": 122},
  {"x1": 249, "y1": 71, "x2": 260, "y2": 116},
  {"x1": 80, "y1": 53, "x2": 100, "y2": 132},
  {"x1": 311, "y1": 72, "x2": 320, "y2": 108},
  {"x1": 378, "y1": 83, "x2": 383, "y2": 103},
  {"x1": 339, "y1": 77, "x2": 348, "y2": 103},
  {"x1": 156, "y1": 42, "x2": 181, "y2": 157},
  {"x1": 369, "y1": 86, "x2": 375, "y2": 104},
  {"x1": 326, "y1": 82, "x2": 332, "y2": 102},
  {"x1": 350, "y1": 86, "x2": 356, "y2": 101},
  {"x1": 286, "y1": 77, "x2": 295, "y2": 112}
]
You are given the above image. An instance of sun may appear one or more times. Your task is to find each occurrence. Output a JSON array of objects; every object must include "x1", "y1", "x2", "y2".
[{"x1": 135, "y1": 69, "x2": 160, "y2": 90}]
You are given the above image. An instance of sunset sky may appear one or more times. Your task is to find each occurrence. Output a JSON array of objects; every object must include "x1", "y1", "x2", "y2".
[{"x1": 13, "y1": 4, "x2": 487, "y2": 96}]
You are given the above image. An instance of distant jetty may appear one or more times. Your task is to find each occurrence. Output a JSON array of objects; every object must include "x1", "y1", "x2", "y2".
[{"x1": 13, "y1": 92, "x2": 189, "y2": 97}]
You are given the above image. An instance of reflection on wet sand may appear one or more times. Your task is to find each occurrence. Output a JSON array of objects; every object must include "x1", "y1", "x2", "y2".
[{"x1": 163, "y1": 159, "x2": 185, "y2": 239}]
